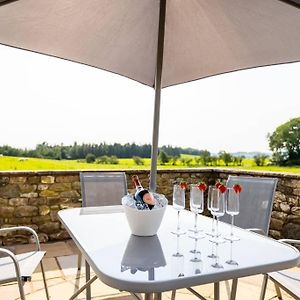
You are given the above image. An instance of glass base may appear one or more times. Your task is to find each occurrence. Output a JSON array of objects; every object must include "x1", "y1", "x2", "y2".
[
  {"x1": 189, "y1": 228, "x2": 204, "y2": 233},
  {"x1": 188, "y1": 232, "x2": 206, "y2": 240},
  {"x1": 207, "y1": 253, "x2": 217, "y2": 259},
  {"x1": 205, "y1": 230, "x2": 215, "y2": 237},
  {"x1": 226, "y1": 259, "x2": 238, "y2": 266},
  {"x1": 190, "y1": 257, "x2": 202, "y2": 263},
  {"x1": 211, "y1": 262, "x2": 223, "y2": 269},
  {"x1": 172, "y1": 252, "x2": 184, "y2": 258},
  {"x1": 171, "y1": 228, "x2": 186, "y2": 236},
  {"x1": 209, "y1": 236, "x2": 226, "y2": 244},
  {"x1": 190, "y1": 249, "x2": 201, "y2": 254},
  {"x1": 224, "y1": 235, "x2": 240, "y2": 242}
]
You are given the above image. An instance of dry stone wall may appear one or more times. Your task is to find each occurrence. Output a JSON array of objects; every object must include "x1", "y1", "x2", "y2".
[{"x1": 0, "y1": 169, "x2": 299, "y2": 245}]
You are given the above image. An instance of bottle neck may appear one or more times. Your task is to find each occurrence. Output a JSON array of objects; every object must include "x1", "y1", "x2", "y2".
[{"x1": 132, "y1": 175, "x2": 143, "y2": 190}]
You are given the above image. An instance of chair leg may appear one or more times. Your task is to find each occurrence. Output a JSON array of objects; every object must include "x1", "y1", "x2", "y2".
[
  {"x1": 171, "y1": 290, "x2": 176, "y2": 300},
  {"x1": 17, "y1": 277, "x2": 26, "y2": 300},
  {"x1": 40, "y1": 261, "x2": 50, "y2": 300},
  {"x1": 259, "y1": 274, "x2": 269, "y2": 300},
  {"x1": 274, "y1": 283, "x2": 283, "y2": 300},
  {"x1": 85, "y1": 260, "x2": 91, "y2": 300},
  {"x1": 77, "y1": 252, "x2": 82, "y2": 270}
]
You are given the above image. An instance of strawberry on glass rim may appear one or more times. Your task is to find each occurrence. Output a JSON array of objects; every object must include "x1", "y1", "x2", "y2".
[
  {"x1": 218, "y1": 183, "x2": 227, "y2": 194},
  {"x1": 233, "y1": 183, "x2": 242, "y2": 193},
  {"x1": 215, "y1": 181, "x2": 222, "y2": 189},
  {"x1": 180, "y1": 181, "x2": 188, "y2": 190},
  {"x1": 197, "y1": 182, "x2": 207, "y2": 192}
]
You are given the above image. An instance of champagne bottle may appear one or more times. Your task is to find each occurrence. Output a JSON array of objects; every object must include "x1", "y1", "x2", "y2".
[{"x1": 131, "y1": 175, "x2": 155, "y2": 210}]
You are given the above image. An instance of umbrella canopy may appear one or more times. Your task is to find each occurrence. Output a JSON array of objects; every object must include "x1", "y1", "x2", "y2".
[{"x1": 0, "y1": 0, "x2": 300, "y2": 190}]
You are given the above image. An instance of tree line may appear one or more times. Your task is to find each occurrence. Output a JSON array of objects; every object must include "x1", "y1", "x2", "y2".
[{"x1": 0, "y1": 142, "x2": 209, "y2": 160}]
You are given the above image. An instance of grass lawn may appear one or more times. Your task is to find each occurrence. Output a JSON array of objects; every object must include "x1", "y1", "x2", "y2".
[{"x1": 0, "y1": 155, "x2": 300, "y2": 174}]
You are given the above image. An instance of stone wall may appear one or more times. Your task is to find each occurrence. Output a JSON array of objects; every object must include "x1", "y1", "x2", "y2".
[{"x1": 0, "y1": 169, "x2": 299, "y2": 245}]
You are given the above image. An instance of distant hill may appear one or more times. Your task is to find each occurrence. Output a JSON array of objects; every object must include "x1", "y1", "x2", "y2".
[{"x1": 230, "y1": 151, "x2": 271, "y2": 158}]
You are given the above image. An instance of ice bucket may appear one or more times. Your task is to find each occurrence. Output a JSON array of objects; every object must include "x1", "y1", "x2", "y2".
[{"x1": 122, "y1": 193, "x2": 167, "y2": 236}]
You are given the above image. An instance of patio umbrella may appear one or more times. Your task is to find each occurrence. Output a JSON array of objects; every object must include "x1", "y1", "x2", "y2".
[{"x1": 0, "y1": 0, "x2": 300, "y2": 191}]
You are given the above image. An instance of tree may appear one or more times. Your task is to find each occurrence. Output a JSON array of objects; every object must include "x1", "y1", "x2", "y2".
[
  {"x1": 170, "y1": 155, "x2": 180, "y2": 166},
  {"x1": 253, "y1": 154, "x2": 268, "y2": 166},
  {"x1": 200, "y1": 150, "x2": 211, "y2": 166},
  {"x1": 86, "y1": 153, "x2": 96, "y2": 163},
  {"x1": 218, "y1": 151, "x2": 233, "y2": 166},
  {"x1": 132, "y1": 156, "x2": 144, "y2": 165},
  {"x1": 158, "y1": 150, "x2": 169, "y2": 165},
  {"x1": 268, "y1": 117, "x2": 300, "y2": 165}
]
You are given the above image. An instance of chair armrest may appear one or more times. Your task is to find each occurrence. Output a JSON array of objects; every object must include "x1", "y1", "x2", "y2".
[
  {"x1": 0, "y1": 247, "x2": 23, "y2": 280},
  {"x1": 0, "y1": 226, "x2": 40, "y2": 251},
  {"x1": 246, "y1": 228, "x2": 266, "y2": 235},
  {"x1": 279, "y1": 239, "x2": 300, "y2": 245}
]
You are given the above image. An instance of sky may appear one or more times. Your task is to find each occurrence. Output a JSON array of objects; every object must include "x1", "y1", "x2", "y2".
[{"x1": 0, "y1": 44, "x2": 299, "y2": 154}]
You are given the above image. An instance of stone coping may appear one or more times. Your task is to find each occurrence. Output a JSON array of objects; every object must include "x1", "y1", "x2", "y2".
[{"x1": 0, "y1": 168, "x2": 300, "y2": 179}]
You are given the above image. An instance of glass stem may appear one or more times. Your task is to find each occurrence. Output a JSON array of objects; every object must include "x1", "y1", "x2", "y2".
[
  {"x1": 177, "y1": 210, "x2": 180, "y2": 231},
  {"x1": 216, "y1": 216, "x2": 219, "y2": 238},
  {"x1": 211, "y1": 215, "x2": 215, "y2": 234},
  {"x1": 231, "y1": 215, "x2": 234, "y2": 237},
  {"x1": 194, "y1": 213, "x2": 198, "y2": 232},
  {"x1": 230, "y1": 241, "x2": 233, "y2": 261},
  {"x1": 215, "y1": 242, "x2": 219, "y2": 265}
]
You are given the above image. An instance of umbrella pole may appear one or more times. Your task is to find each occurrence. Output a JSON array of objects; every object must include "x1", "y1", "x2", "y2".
[{"x1": 150, "y1": 0, "x2": 166, "y2": 192}]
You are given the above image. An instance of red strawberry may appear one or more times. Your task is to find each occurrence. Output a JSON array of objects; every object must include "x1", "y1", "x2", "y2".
[
  {"x1": 218, "y1": 184, "x2": 227, "y2": 194},
  {"x1": 215, "y1": 182, "x2": 222, "y2": 189},
  {"x1": 197, "y1": 182, "x2": 207, "y2": 192},
  {"x1": 233, "y1": 184, "x2": 242, "y2": 193},
  {"x1": 180, "y1": 181, "x2": 188, "y2": 190}
]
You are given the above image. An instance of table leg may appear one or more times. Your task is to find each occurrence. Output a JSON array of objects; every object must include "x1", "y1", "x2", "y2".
[
  {"x1": 230, "y1": 279, "x2": 238, "y2": 300},
  {"x1": 214, "y1": 282, "x2": 220, "y2": 300},
  {"x1": 144, "y1": 293, "x2": 154, "y2": 300},
  {"x1": 85, "y1": 260, "x2": 91, "y2": 300},
  {"x1": 154, "y1": 292, "x2": 162, "y2": 300}
]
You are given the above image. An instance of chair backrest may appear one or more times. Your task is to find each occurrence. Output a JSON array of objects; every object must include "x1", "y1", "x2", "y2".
[
  {"x1": 220, "y1": 175, "x2": 278, "y2": 235},
  {"x1": 80, "y1": 172, "x2": 128, "y2": 207}
]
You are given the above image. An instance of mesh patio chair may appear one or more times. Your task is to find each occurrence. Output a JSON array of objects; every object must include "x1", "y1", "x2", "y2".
[
  {"x1": 75, "y1": 171, "x2": 128, "y2": 300},
  {"x1": 77, "y1": 171, "x2": 128, "y2": 270},
  {"x1": 260, "y1": 239, "x2": 300, "y2": 300},
  {"x1": 80, "y1": 171, "x2": 128, "y2": 207},
  {"x1": 0, "y1": 226, "x2": 50, "y2": 300},
  {"x1": 221, "y1": 175, "x2": 278, "y2": 235},
  {"x1": 174, "y1": 175, "x2": 278, "y2": 300}
]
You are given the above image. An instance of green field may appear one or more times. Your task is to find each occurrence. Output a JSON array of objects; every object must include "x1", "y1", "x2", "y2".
[{"x1": 0, "y1": 155, "x2": 300, "y2": 174}]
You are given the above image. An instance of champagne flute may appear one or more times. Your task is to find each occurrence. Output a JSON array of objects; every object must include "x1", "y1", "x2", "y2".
[
  {"x1": 171, "y1": 183, "x2": 186, "y2": 235},
  {"x1": 206, "y1": 186, "x2": 216, "y2": 237},
  {"x1": 207, "y1": 186, "x2": 217, "y2": 258},
  {"x1": 189, "y1": 184, "x2": 205, "y2": 239},
  {"x1": 224, "y1": 187, "x2": 240, "y2": 241},
  {"x1": 209, "y1": 186, "x2": 226, "y2": 244}
]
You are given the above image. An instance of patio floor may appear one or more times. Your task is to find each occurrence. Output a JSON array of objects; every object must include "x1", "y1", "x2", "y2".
[{"x1": 0, "y1": 240, "x2": 298, "y2": 300}]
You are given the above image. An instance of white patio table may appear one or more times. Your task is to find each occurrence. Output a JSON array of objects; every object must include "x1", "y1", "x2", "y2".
[{"x1": 58, "y1": 206, "x2": 299, "y2": 300}]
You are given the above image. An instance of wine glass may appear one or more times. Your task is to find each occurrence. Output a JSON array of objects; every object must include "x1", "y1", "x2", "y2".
[
  {"x1": 189, "y1": 184, "x2": 205, "y2": 239},
  {"x1": 209, "y1": 187, "x2": 225, "y2": 244},
  {"x1": 224, "y1": 188, "x2": 240, "y2": 241},
  {"x1": 171, "y1": 184, "x2": 186, "y2": 235}
]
